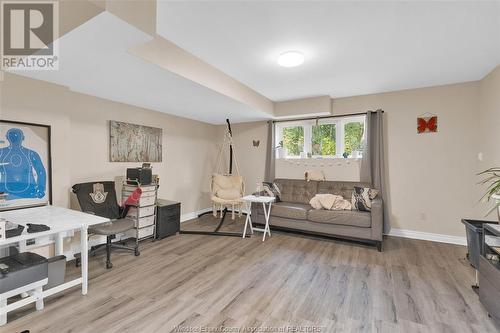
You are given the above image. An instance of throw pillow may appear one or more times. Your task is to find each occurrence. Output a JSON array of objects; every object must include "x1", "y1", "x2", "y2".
[
  {"x1": 272, "y1": 182, "x2": 282, "y2": 201},
  {"x1": 262, "y1": 182, "x2": 282, "y2": 202},
  {"x1": 305, "y1": 170, "x2": 326, "y2": 181},
  {"x1": 351, "y1": 187, "x2": 379, "y2": 212},
  {"x1": 262, "y1": 183, "x2": 274, "y2": 197}
]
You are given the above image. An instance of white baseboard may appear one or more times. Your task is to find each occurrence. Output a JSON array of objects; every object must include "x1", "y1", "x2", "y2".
[
  {"x1": 180, "y1": 207, "x2": 249, "y2": 223},
  {"x1": 181, "y1": 207, "x2": 212, "y2": 223},
  {"x1": 386, "y1": 228, "x2": 466, "y2": 246}
]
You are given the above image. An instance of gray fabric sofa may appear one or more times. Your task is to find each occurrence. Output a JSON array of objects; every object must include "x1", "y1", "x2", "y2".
[{"x1": 251, "y1": 178, "x2": 383, "y2": 251}]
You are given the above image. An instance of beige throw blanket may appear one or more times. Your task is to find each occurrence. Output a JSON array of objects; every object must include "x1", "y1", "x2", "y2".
[{"x1": 310, "y1": 194, "x2": 352, "y2": 210}]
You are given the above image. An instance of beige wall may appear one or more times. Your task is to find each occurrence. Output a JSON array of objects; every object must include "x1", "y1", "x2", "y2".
[
  {"x1": 274, "y1": 96, "x2": 331, "y2": 118},
  {"x1": 104, "y1": 0, "x2": 156, "y2": 35},
  {"x1": 479, "y1": 66, "x2": 500, "y2": 168},
  {"x1": 333, "y1": 82, "x2": 482, "y2": 237},
  {"x1": 216, "y1": 121, "x2": 269, "y2": 195},
  {"x1": 478, "y1": 65, "x2": 500, "y2": 219},
  {"x1": 227, "y1": 81, "x2": 487, "y2": 237},
  {"x1": 1, "y1": 73, "x2": 218, "y2": 215},
  {"x1": 59, "y1": 0, "x2": 104, "y2": 38}
]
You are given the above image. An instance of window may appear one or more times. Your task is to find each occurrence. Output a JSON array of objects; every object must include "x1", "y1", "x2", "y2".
[
  {"x1": 282, "y1": 125, "x2": 304, "y2": 157},
  {"x1": 343, "y1": 120, "x2": 364, "y2": 156},
  {"x1": 276, "y1": 115, "x2": 365, "y2": 159},
  {"x1": 312, "y1": 123, "x2": 336, "y2": 156}
]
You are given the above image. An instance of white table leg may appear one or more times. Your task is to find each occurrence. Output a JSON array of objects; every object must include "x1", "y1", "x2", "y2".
[
  {"x1": 262, "y1": 202, "x2": 267, "y2": 241},
  {"x1": 0, "y1": 297, "x2": 6, "y2": 326},
  {"x1": 34, "y1": 286, "x2": 44, "y2": 311},
  {"x1": 18, "y1": 239, "x2": 27, "y2": 253},
  {"x1": 248, "y1": 207, "x2": 254, "y2": 234},
  {"x1": 55, "y1": 232, "x2": 64, "y2": 256},
  {"x1": 262, "y1": 202, "x2": 272, "y2": 241},
  {"x1": 80, "y1": 226, "x2": 88, "y2": 295},
  {"x1": 243, "y1": 201, "x2": 252, "y2": 238},
  {"x1": 267, "y1": 202, "x2": 272, "y2": 237}
]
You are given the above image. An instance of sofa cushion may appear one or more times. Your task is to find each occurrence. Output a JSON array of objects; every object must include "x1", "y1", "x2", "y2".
[
  {"x1": 270, "y1": 202, "x2": 310, "y2": 220},
  {"x1": 317, "y1": 181, "x2": 371, "y2": 201},
  {"x1": 307, "y1": 209, "x2": 371, "y2": 228},
  {"x1": 274, "y1": 179, "x2": 318, "y2": 204}
]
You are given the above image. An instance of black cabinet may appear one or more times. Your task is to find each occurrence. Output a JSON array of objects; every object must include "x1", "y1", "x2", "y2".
[
  {"x1": 480, "y1": 223, "x2": 500, "y2": 324},
  {"x1": 156, "y1": 200, "x2": 180, "y2": 239}
]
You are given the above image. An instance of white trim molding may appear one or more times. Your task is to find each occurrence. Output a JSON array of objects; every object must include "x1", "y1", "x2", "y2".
[
  {"x1": 180, "y1": 208, "x2": 212, "y2": 223},
  {"x1": 386, "y1": 228, "x2": 466, "y2": 246}
]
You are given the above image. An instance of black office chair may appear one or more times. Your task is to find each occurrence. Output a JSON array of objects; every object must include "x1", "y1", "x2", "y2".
[{"x1": 72, "y1": 181, "x2": 140, "y2": 269}]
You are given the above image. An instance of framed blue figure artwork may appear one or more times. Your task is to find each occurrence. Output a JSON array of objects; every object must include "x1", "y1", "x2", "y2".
[{"x1": 0, "y1": 120, "x2": 52, "y2": 211}]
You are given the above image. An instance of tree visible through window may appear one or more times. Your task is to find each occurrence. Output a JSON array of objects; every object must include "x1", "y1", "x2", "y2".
[
  {"x1": 344, "y1": 122, "x2": 364, "y2": 156},
  {"x1": 276, "y1": 115, "x2": 365, "y2": 158},
  {"x1": 312, "y1": 124, "x2": 336, "y2": 156},
  {"x1": 282, "y1": 126, "x2": 304, "y2": 156}
]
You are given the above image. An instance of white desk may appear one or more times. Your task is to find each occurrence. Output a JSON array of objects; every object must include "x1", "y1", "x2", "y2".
[
  {"x1": 242, "y1": 195, "x2": 275, "y2": 241},
  {"x1": 0, "y1": 205, "x2": 108, "y2": 325}
]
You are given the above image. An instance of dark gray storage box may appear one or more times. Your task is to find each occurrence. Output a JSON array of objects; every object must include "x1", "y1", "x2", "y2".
[
  {"x1": 0, "y1": 252, "x2": 48, "y2": 293},
  {"x1": 462, "y1": 219, "x2": 499, "y2": 269},
  {"x1": 44, "y1": 255, "x2": 67, "y2": 290}
]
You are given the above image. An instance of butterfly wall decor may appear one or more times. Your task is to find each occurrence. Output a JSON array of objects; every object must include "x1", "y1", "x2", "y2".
[
  {"x1": 417, "y1": 114, "x2": 438, "y2": 133},
  {"x1": 253, "y1": 140, "x2": 260, "y2": 147}
]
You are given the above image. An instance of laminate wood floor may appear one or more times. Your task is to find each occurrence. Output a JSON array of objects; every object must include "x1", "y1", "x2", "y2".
[{"x1": 2, "y1": 215, "x2": 499, "y2": 333}]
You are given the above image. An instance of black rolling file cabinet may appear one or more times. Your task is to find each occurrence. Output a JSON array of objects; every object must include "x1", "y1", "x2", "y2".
[
  {"x1": 479, "y1": 223, "x2": 500, "y2": 324},
  {"x1": 156, "y1": 199, "x2": 180, "y2": 239}
]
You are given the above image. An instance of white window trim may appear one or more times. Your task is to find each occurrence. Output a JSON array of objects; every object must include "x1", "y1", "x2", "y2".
[{"x1": 276, "y1": 115, "x2": 366, "y2": 159}]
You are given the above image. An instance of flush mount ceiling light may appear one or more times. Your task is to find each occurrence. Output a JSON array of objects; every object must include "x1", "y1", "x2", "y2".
[{"x1": 278, "y1": 51, "x2": 305, "y2": 67}]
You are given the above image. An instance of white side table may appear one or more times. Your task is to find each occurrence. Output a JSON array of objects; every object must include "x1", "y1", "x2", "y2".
[{"x1": 242, "y1": 195, "x2": 275, "y2": 241}]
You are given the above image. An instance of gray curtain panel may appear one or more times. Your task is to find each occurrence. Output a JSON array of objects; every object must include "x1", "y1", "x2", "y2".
[
  {"x1": 264, "y1": 120, "x2": 276, "y2": 182},
  {"x1": 360, "y1": 110, "x2": 389, "y2": 232}
]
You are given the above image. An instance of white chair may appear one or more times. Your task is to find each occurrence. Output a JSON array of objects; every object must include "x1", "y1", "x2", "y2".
[
  {"x1": 210, "y1": 126, "x2": 245, "y2": 219},
  {"x1": 211, "y1": 173, "x2": 245, "y2": 220}
]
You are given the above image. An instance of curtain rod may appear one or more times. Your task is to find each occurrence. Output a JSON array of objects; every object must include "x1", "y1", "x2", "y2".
[{"x1": 272, "y1": 110, "x2": 384, "y2": 123}]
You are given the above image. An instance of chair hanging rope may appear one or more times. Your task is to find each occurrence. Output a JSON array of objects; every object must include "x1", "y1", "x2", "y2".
[
  {"x1": 214, "y1": 128, "x2": 241, "y2": 176},
  {"x1": 179, "y1": 119, "x2": 247, "y2": 238}
]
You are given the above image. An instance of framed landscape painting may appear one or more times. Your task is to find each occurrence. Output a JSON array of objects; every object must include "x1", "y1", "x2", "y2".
[
  {"x1": 0, "y1": 120, "x2": 52, "y2": 211},
  {"x1": 110, "y1": 121, "x2": 162, "y2": 162}
]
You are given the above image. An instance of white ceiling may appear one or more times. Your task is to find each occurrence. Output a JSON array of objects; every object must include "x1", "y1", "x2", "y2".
[
  {"x1": 14, "y1": 12, "x2": 270, "y2": 125},
  {"x1": 157, "y1": 1, "x2": 500, "y2": 101}
]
